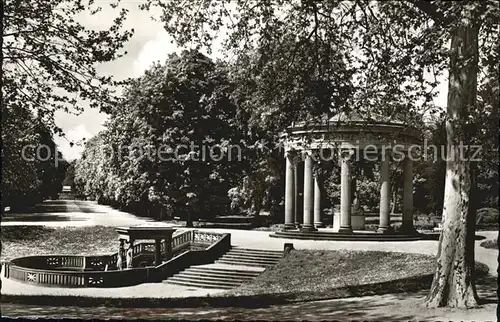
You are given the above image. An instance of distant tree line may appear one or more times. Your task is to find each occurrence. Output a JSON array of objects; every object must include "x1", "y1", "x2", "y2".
[
  {"x1": 2, "y1": 105, "x2": 69, "y2": 211},
  {"x1": 73, "y1": 50, "x2": 498, "y2": 224}
]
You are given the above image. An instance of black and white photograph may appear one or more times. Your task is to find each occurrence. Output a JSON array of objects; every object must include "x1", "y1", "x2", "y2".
[{"x1": 1, "y1": 0, "x2": 498, "y2": 320}]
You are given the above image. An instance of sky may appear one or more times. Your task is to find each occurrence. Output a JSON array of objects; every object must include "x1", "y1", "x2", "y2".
[
  {"x1": 54, "y1": 1, "x2": 448, "y2": 161},
  {"x1": 53, "y1": 2, "x2": 184, "y2": 160}
]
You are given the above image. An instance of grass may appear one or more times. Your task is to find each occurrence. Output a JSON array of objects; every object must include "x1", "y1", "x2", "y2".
[
  {"x1": 480, "y1": 239, "x2": 498, "y2": 249},
  {"x1": 0, "y1": 227, "x2": 492, "y2": 308},
  {"x1": 2, "y1": 250, "x2": 489, "y2": 309},
  {"x1": 228, "y1": 250, "x2": 436, "y2": 297},
  {"x1": 227, "y1": 250, "x2": 490, "y2": 300},
  {"x1": 1, "y1": 226, "x2": 119, "y2": 262}
]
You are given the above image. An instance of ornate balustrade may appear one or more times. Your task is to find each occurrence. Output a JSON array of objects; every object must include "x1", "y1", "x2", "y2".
[
  {"x1": 193, "y1": 230, "x2": 225, "y2": 244},
  {"x1": 5, "y1": 263, "x2": 86, "y2": 287},
  {"x1": 4, "y1": 262, "x2": 149, "y2": 287},
  {"x1": 172, "y1": 230, "x2": 193, "y2": 250}
]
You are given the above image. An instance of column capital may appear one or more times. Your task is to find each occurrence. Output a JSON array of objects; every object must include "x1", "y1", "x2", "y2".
[
  {"x1": 338, "y1": 148, "x2": 356, "y2": 169},
  {"x1": 379, "y1": 148, "x2": 393, "y2": 162},
  {"x1": 286, "y1": 150, "x2": 303, "y2": 166},
  {"x1": 339, "y1": 148, "x2": 356, "y2": 160}
]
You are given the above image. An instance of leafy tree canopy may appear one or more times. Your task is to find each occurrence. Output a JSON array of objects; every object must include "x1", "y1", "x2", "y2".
[{"x1": 2, "y1": 0, "x2": 134, "y2": 133}]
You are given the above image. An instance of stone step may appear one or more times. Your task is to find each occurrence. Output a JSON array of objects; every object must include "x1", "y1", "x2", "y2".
[
  {"x1": 271, "y1": 231, "x2": 422, "y2": 241},
  {"x1": 184, "y1": 268, "x2": 260, "y2": 278},
  {"x1": 167, "y1": 276, "x2": 242, "y2": 288},
  {"x1": 220, "y1": 254, "x2": 281, "y2": 263},
  {"x1": 216, "y1": 259, "x2": 275, "y2": 267},
  {"x1": 174, "y1": 272, "x2": 250, "y2": 284},
  {"x1": 188, "y1": 266, "x2": 262, "y2": 275},
  {"x1": 224, "y1": 254, "x2": 282, "y2": 262},
  {"x1": 227, "y1": 250, "x2": 283, "y2": 259},
  {"x1": 166, "y1": 279, "x2": 235, "y2": 289},
  {"x1": 231, "y1": 247, "x2": 283, "y2": 255},
  {"x1": 179, "y1": 270, "x2": 255, "y2": 280}
]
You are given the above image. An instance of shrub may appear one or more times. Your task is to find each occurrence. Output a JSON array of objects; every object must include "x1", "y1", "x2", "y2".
[{"x1": 480, "y1": 239, "x2": 498, "y2": 249}]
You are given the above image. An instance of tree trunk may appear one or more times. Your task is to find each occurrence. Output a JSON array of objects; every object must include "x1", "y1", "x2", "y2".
[
  {"x1": 425, "y1": 19, "x2": 480, "y2": 308},
  {"x1": 186, "y1": 207, "x2": 193, "y2": 227}
]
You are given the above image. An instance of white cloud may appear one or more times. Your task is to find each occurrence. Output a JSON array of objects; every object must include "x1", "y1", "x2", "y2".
[
  {"x1": 54, "y1": 124, "x2": 94, "y2": 161},
  {"x1": 133, "y1": 31, "x2": 180, "y2": 77}
]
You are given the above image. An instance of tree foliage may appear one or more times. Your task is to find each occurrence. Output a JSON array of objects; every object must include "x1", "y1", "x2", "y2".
[
  {"x1": 2, "y1": 0, "x2": 134, "y2": 210},
  {"x1": 141, "y1": 0, "x2": 499, "y2": 308},
  {"x1": 2, "y1": 105, "x2": 67, "y2": 210},
  {"x1": 2, "y1": 0, "x2": 133, "y2": 133},
  {"x1": 74, "y1": 51, "x2": 246, "y2": 222}
]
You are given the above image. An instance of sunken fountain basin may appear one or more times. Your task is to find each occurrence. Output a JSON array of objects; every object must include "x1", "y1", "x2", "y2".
[
  {"x1": 3, "y1": 254, "x2": 142, "y2": 288},
  {"x1": 3, "y1": 227, "x2": 231, "y2": 288}
]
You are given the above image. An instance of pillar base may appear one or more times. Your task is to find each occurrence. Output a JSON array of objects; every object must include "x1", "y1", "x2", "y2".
[
  {"x1": 377, "y1": 226, "x2": 393, "y2": 234},
  {"x1": 300, "y1": 225, "x2": 317, "y2": 232},
  {"x1": 338, "y1": 226, "x2": 353, "y2": 233},
  {"x1": 283, "y1": 223, "x2": 297, "y2": 230},
  {"x1": 314, "y1": 222, "x2": 325, "y2": 228}
]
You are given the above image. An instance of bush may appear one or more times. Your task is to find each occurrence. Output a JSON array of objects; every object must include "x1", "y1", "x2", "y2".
[
  {"x1": 476, "y1": 208, "x2": 499, "y2": 224},
  {"x1": 480, "y1": 239, "x2": 498, "y2": 249},
  {"x1": 476, "y1": 207, "x2": 499, "y2": 230},
  {"x1": 413, "y1": 213, "x2": 441, "y2": 231}
]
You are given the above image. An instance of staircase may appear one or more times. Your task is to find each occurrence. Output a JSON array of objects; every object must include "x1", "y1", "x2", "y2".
[
  {"x1": 166, "y1": 247, "x2": 283, "y2": 289},
  {"x1": 215, "y1": 247, "x2": 283, "y2": 267}
]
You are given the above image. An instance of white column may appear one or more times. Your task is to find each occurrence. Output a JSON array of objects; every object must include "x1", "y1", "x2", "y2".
[
  {"x1": 378, "y1": 152, "x2": 391, "y2": 233},
  {"x1": 294, "y1": 162, "x2": 300, "y2": 227},
  {"x1": 314, "y1": 175, "x2": 323, "y2": 228},
  {"x1": 284, "y1": 151, "x2": 296, "y2": 230},
  {"x1": 339, "y1": 150, "x2": 353, "y2": 233},
  {"x1": 402, "y1": 156, "x2": 414, "y2": 233},
  {"x1": 302, "y1": 152, "x2": 316, "y2": 231}
]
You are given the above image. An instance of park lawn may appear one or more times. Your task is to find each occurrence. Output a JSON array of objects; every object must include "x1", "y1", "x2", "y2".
[
  {"x1": 229, "y1": 250, "x2": 489, "y2": 299},
  {"x1": 1, "y1": 226, "x2": 119, "y2": 262},
  {"x1": 228, "y1": 250, "x2": 455, "y2": 298}
]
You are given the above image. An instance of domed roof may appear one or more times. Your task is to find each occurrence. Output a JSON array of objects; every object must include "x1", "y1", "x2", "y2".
[
  {"x1": 283, "y1": 110, "x2": 421, "y2": 150},
  {"x1": 328, "y1": 111, "x2": 404, "y2": 124}
]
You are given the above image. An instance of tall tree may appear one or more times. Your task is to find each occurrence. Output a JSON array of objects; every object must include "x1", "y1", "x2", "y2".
[
  {"x1": 411, "y1": 1, "x2": 498, "y2": 307},
  {"x1": 2, "y1": 105, "x2": 67, "y2": 209},
  {"x1": 144, "y1": 0, "x2": 499, "y2": 307},
  {"x1": 75, "y1": 51, "x2": 245, "y2": 225}
]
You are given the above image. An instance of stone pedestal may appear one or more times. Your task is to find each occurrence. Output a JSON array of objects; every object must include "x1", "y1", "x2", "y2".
[
  {"x1": 164, "y1": 236, "x2": 173, "y2": 261},
  {"x1": 333, "y1": 210, "x2": 365, "y2": 232},
  {"x1": 154, "y1": 239, "x2": 162, "y2": 266}
]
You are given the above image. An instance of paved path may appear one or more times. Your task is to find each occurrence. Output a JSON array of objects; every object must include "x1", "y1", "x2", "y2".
[
  {"x1": 1, "y1": 288, "x2": 496, "y2": 320},
  {"x1": 1, "y1": 200, "x2": 497, "y2": 320},
  {"x1": 1, "y1": 200, "x2": 173, "y2": 227}
]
